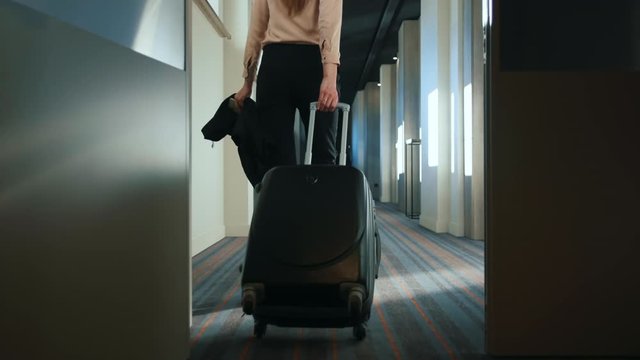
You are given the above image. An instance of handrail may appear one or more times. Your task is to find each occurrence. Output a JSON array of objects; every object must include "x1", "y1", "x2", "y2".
[{"x1": 193, "y1": 0, "x2": 232, "y2": 39}]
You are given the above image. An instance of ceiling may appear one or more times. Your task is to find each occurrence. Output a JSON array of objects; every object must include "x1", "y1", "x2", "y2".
[{"x1": 339, "y1": 0, "x2": 421, "y2": 105}]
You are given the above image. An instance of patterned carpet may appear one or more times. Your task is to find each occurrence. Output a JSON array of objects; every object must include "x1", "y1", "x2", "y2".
[{"x1": 190, "y1": 203, "x2": 485, "y2": 360}]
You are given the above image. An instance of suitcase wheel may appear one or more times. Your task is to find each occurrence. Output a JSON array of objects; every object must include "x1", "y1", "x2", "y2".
[
  {"x1": 242, "y1": 283, "x2": 265, "y2": 315},
  {"x1": 242, "y1": 290, "x2": 257, "y2": 315},
  {"x1": 348, "y1": 290, "x2": 364, "y2": 320},
  {"x1": 254, "y1": 320, "x2": 267, "y2": 339},
  {"x1": 353, "y1": 323, "x2": 366, "y2": 341}
]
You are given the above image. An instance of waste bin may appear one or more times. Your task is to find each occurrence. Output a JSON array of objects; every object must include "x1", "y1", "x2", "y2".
[{"x1": 404, "y1": 139, "x2": 421, "y2": 219}]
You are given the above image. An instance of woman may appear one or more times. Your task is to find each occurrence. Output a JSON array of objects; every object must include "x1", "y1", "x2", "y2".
[{"x1": 234, "y1": 0, "x2": 343, "y2": 166}]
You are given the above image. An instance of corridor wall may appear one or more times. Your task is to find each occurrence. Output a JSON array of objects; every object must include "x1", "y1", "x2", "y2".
[
  {"x1": 222, "y1": 0, "x2": 253, "y2": 236},
  {"x1": 190, "y1": 2, "x2": 226, "y2": 255}
]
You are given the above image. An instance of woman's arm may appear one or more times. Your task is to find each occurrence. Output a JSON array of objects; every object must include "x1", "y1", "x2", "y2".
[
  {"x1": 235, "y1": 0, "x2": 269, "y2": 107},
  {"x1": 317, "y1": 0, "x2": 342, "y2": 111},
  {"x1": 318, "y1": 63, "x2": 338, "y2": 112}
]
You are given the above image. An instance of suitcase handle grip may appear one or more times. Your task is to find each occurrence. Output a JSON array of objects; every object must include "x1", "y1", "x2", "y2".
[{"x1": 305, "y1": 102, "x2": 350, "y2": 166}]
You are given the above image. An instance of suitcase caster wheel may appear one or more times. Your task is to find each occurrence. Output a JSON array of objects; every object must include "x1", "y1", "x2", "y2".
[
  {"x1": 242, "y1": 290, "x2": 257, "y2": 315},
  {"x1": 348, "y1": 291, "x2": 363, "y2": 320},
  {"x1": 254, "y1": 321, "x2": 267, "y2": 339},
  {"x1": 353, "y1": 324, "x2": 366, "y2": 341}
]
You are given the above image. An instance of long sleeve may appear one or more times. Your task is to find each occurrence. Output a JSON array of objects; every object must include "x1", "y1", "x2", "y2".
[
  {"x1": 318, "y1": 0, "x2": 342, "y2": 65},
  {"x1": 243, "y1": 0, "x2": 270, "y2": 81}
]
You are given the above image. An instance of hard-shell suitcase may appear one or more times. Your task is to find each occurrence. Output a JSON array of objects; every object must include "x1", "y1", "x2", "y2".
[{"x1": 240, "y1": 102, "x2": 380, "y2": 340}]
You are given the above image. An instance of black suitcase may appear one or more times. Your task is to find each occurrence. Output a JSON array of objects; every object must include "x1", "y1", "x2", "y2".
[{"x1": 240, "y1": 102, "x2": 380, "y2": 340}]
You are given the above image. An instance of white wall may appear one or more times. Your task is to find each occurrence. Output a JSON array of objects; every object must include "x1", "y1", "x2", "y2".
[
  {"x1": 418, "y1": 0, "x2": 484, "y2": 239},
  {"x1": 190, "y1": 2, "x2": 226, "y2": 256},
  {"x1": 223, "y1": 0, "x2": 253, "y2": 236},
  {"x1": 448, "y1": 0, "x2": 465, "y2": 236},
  {"x1": 420, "y1": 0, "x2": 451, "y2": 233}
]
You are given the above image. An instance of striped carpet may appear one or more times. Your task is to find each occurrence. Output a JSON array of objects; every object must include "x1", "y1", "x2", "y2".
[{"x1": 190, "y1": 203, "x2": 485, "y2": 360}]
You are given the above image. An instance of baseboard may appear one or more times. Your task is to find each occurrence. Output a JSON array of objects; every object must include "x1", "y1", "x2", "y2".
[
  {"x1": 420, "y1": 215, "x2": 448, "y2": 233},
  {"x1": 226, "y1": 224, "x2": 250, "y2": 237},
  {"x1": 448, "y1": 221, "x2": 465, "y2": 237},
  {"x1": 191, "y1": 226, "x2": 225, "y2": 256}
]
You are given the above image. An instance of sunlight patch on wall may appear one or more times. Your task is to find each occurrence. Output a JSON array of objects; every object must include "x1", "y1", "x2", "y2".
[
  {"x1": 396, "y1": 123, "x2": 405, "y2": 181},
  {"x1": 427, "y1": 89, "x2": 439, "y2": 167},
  {"x1": 132, "y1": 0, "x2": 161, "y2": 57},
  {"x1": 419, "y1": 128, "x2": 423, "y2": 182},
  {"x1": 464, "y1": 83, "x2": 473, "y2": 176},
  {"x1": 451, "y1": 92, "x2": 456, "y2": 174}
]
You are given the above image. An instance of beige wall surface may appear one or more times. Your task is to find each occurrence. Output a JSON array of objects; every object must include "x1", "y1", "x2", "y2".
[
  {"x1": 487, "y1": 0, "x2": 640, "y2": 355},
  {"x1": 190, "y1": 3, "x2": 226, "y2": 255}
]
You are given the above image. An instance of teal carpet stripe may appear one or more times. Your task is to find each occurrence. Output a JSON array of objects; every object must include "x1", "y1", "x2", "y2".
[{"x1": 190, "y1": 203, "x2": 485, "y2": 359}]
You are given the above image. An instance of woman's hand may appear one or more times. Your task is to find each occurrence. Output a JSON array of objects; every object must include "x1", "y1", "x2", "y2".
[
  {"x1": 234, "y1": 80, "x2": 253, "y2": 109},
  {"x1": 317, "y1": 63, "x2": 339, "y2": 112}
]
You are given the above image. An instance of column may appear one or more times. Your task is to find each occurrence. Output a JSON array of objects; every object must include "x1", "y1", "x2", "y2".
[
  {"x1": 380, "y1": 64, "x2": 397, "y2": 203},
  {"x1": 397, "y1": 20, "x2": 421, "y2": 216}
]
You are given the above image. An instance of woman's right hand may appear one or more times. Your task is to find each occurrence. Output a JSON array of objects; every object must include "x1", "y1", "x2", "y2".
[
  {"x1": 234, "y1": 80, "x2": 253, "y2": 109},
  {"x1": 318, "y1": 63, "x2": 339, "y2": 112}
]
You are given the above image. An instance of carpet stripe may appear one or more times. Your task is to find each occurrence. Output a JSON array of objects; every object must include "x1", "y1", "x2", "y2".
[{"x1": 373, "y1": 299, "x2": 403, "y2": 360}]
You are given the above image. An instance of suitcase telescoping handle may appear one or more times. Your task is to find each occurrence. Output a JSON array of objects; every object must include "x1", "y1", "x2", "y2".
[{"x1": 304, "y1": 102, "x2": 351, "y2": 166}]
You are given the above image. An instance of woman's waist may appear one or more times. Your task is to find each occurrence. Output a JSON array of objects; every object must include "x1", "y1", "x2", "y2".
[
  {"x1": 262, "y1": 41, "x2": 320, "y2": 52},
  {"x1": 261, "y1": 41, "x2": 322, "y2": 64}
]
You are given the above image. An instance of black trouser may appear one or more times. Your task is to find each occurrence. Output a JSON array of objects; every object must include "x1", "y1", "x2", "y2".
[{"x1": 257, "y1": 43, "x2": 339, "y2": 166}]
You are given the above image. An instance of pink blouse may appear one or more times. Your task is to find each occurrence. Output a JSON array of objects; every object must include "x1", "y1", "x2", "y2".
[{"x1": 243, "y1": 0, "x2": 343, "y2": 81}]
